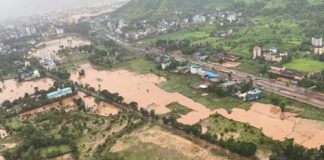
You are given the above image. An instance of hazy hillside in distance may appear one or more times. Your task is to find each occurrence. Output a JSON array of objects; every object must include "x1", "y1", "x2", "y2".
[
  {"x1": 112, "y1": 0, "x2": 324, "y2": 21},
  {"x1": 0, "y1": 0, "x2": 123, "y2": 20}
]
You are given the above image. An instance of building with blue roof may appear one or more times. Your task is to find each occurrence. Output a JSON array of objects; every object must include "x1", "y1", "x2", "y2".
[
  {"x1": 47, "y1": 87, "x2": 73, "y2": 99},
  {"x1": 204, "y1": 70, "x2": 219, "y2": 82}
]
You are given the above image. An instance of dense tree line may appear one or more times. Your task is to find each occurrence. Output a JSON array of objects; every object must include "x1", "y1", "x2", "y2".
[
  {"x1": 2, "y1": 124, "x2": 77, "y2": 160},
  {"x1": 162, "y1": 115, "x2": 257, "y2": 157},
  {"x1": 270, "y1": 139, "x2": 324, "y2": 160},
  {"x1": 1, "y1": 81, "x2": 75, "y2": 117},
  {"x1": 298, "y1": 70, "x2": 324, "y2": 92}
]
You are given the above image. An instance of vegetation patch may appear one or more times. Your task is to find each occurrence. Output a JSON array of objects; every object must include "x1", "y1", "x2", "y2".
[{"x1": 284, "y1": 58, "x2": 324, "y2": 73}]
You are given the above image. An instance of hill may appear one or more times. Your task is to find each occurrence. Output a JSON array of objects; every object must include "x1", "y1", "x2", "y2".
[
  {"x1": 112, "y1": 0, "x2": 324, "y2": 21},
  {"x1": 111, "y1": 0, "x2": 238, "y2": 21}
]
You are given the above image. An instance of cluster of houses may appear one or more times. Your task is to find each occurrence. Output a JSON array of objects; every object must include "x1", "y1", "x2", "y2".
[
  {"x1": 312, "y1": 37, "x2": 323, "y2": 55},
  {"x1": 14, "y1": 60, "x2": 41, "y2": 81},
  {"x1": 108, "y1": 10, "x2": 242, "y2": 42},
  {"x1": 253, "y1": 45, "x2": 289, "y2": 63},
  {"x1": 190, "y1": 63, "x2": 263, "y2": 101},
  {"x1": 39, "y1": 58, "x2": 58, "y2": 71}
]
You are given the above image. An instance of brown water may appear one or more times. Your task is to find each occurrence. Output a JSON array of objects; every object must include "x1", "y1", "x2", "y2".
[
  {"x1": 70, "y1": 64, "x2": 214, "y2": 125},
  {"x1": 0, "y1": 78, "x2": 54, "y2": 103},
  {"x1": 215, "y1": 102, "x2": 324, "y2": 149},
  {"x1": 29, "y1": 36, "x2": 91, "y2": 60},
  {"x1": 19, "y1": 91, "x2": 119, "y2": 118}
]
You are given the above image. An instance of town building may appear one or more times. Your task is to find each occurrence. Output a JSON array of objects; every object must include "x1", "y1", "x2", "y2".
[
  {"x1": 203, "y1": 70, "x2": 219, "y2": 82},
  {"x1": 193, "y1": 15, "x2": 206, "y2": 24},
  {"x1": 47, "y1": 87, "x2": 73, "y2": 99},
  {"x1": 253, "y1": 45, "x2": 262, "y2": 59},
  {"x1": 161, "y1": 61, "x2": 172, "y2": 70},
  {"x1": 221, "y1": 81, "x2": 239, "y2": 92},
  {"x1": 268, "y1": 66, "x2": 307, "y2": 81},
  {"x1": 311, "y1": 37, "x2": 324, "y2": 55},
  {"x1": 190, "y1": 64, "x2": 202, "y2": 74},
  {"x1": 239, "y1": 88, "x2": 263, "y2": 101},
  {"x1": 263, "y1": 52, "x2": 288, "y2": 63}
]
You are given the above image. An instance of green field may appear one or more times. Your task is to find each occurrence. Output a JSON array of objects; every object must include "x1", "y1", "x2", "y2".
[
  {"x1": 39, "y1": 145, "x2": 71, "y2": 158},
  {"x1": 204, "y1": 114, "x2": 274, "y2": 152},
  {"x1": 143, "y1": 17, "x2": 303, "y2": 58},
  {"x1": 59, "y1": 52, "x2": 89, "y2": 70},
  {"x1": 284, "y1": 58, "x2": 324, "y2": 73}
]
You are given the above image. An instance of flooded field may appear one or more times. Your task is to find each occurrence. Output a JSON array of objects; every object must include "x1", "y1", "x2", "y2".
[
  {"x1": 0, "y1": 78, "x2": 54, "y2": 103},
  {"x1": 19, "y1": 94, "x2": 77, "y2": 119},
  {"x1": 111, "y1": 126, "x2": 227, "y2": 160},
  {"x1": 29, "y1": 36, "x2": 90, "y2": 61},
  {"x1": 78, "y1": 92, "x2": 120, "y2": 116},
  {"x1": 216, "y1": 103, "x2": 324, "y2": 149},
  {"x1": 19, "y1": 92, "x2": 119, "y2": 119},
  {"x1": 70, "y1": 64, "x2": 214, "y2": 125}
]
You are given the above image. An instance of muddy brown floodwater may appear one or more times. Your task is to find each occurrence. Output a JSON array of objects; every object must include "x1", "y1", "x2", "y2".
[
  {"x1": 19, "y1": 92, "x2": 119, "y2": 119},
  {"x1": 0, "y1": 78, "x2": 54, "y2": 103},
  {"x1": 70, "y1": 64, "x2": 324, "y2": 149},
  {"x1": 29, "y1": 36, "x2": 91, "y2": 61},
  {"x1": 70, "y1": 64, "x2": 215, "y2": 125},
  {"x1": 216, "y1": 102, "x2": 324, "y2": 149}
]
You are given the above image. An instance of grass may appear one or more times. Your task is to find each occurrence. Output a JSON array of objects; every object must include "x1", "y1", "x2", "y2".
[
  {"x1": 107, "y1": 142, "x2": 188, "y2": 160},
  {"x1": 5, "y1": 117, "x2": 24, "y2": 130},
  {"x1": 39, "y1": 144, "x2": 71, "y2": 158},
  {"x1": 164, "y1": 102, "x2": 193, "y2": 118},
  {"x1": 204, "y1": 114, "x2": 274, "y2": 152},
  {"x1": 113, "y1": 57, "x2": 157, "y2": 74},
  {"x1": 284, "y1": 58, "x2": 324, "y2": 73},
  {"x1": 59, "y1": 52, "x2": 89, "y2": 70},
  {"x1": 166, "y1": 102, "x2": 193, "y2": 115},
  {"x1": 259, "y1": 91, "x2": 324, "y2": 121}
]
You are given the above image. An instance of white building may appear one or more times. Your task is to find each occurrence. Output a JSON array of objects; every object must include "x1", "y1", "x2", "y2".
[
  {"x1": 190, "y1": 64, "x2": 202, "y2": 74},
  {"x1": 312, "y1": 37, "x2": 323, "y2": 47},
  {"x1": 193, "y1": 15, "x2": 206, "y2": 24},
  {"x1": 56, "y1": 28, "x2": 64, "y2": 35},
  {"x1": 253, "y1": 45, "x2": 262, "y2": 59}
]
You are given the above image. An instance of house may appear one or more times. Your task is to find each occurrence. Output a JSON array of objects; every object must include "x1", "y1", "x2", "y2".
[
  {"x1": 215, "y1": 29, "x2": 233, "y2": 37},
  {"x1": 239, "y1": 88, "x2": 263, "y2": 101},
  {"x1": 193, "y1": 15, "x2": 206, "y2": 24},
  {"x1": 268, "y1": 66, "x2": 307, "y2": 81},
  {"x1": 40, "y1": 59, "x2": 57, "y2": 71},
  {"x1": 253, "y1": 45, "x2": 262, "y2": 59},
  {"x1": 204, "y1": 70, "x2": 219, "y2": 82},
  {"x1": 190, "y1": 64, "x2": 202, "y2": 74},
  {"x1": 161, "y1": 61, "x2": 172, "y2": 70},
  {"x1": 312, "y1": 37, "x2": 323, "y2": 47},
  {"x1": 311, "y1": 37, "x2": 323, "y2": 55},
  {"x1": 227, "y1": 13, "x2": 237, "y2": 23},
  {"x1": 221, "y1": 81, "x2": 239, "y2": 92},
  {"x1": 47, "y1": 87, "x2": 73, "y2": 99},
  {"x1": 263, "y1": 51, "x2": 288, "y2": 63}
]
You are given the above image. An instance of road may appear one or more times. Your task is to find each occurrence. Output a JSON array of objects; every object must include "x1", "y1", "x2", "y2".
[{"x1": 97, "y1": 31, "x2": 324, "y2": 109}]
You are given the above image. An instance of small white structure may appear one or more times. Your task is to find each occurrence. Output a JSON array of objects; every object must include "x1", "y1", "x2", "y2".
[
  {"x1": 190, "y1": 64, "x2": 202, "y2": 74},
  {"x1": 33, "y1": 70, "x2": 40, "y2": 78},
  {"x1": 193, "y1": 15, "x2": 206, "y2": 24}
]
